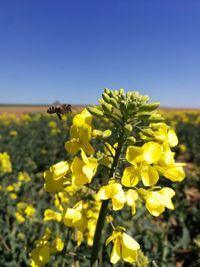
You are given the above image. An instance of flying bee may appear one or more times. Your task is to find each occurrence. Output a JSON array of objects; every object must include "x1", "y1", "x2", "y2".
[{"x1": 47, "y1": 104, "x2": 72, "y2": 120}]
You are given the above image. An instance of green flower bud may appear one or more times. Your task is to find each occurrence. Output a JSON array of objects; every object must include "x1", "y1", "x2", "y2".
[
  {"x1": 119, "y1": 88, "x2": 124, "y2": 95},
  {"x1": 109, "y1": 97, "x2": 119, "y2": 109},
  {"x1": 102, "y1": 103, "x2": 113, "y2": 113},
  {"x1": 124, "y1": 123, "x2": 133, "y2": 132},
  {"x1": 136, "y1": 111, "x2": 151, "y2": 120},
  {"x1": 104, "y1": 88, "x2": 110, "y2": 95},
  {"x1": 102, "y1": 130, "x2": 112, "y2": 138},
  {"x1": 87, "y1": 107, "x2": 103, "y2": 117},
  {"x1": 149, "y1": 113, "x2": 165, "y2": 122},
  {"x1": 126, "y1": 136, "x2": 136, "y2": 144},
  {"x1": 141, "y1": 128, "x2": 154, "y2": 138},
  {"x1": 140, "y1": 102, "x2": 160, "y2": 112},
  {"x1": 102, "y1": 93, "x2": 111, "y2": 104}
]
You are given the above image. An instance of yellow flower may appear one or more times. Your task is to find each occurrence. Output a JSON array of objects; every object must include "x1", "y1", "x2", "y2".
[
  {"x1": 106, "y1": 229, "x2": 140, "y2": 264},
  {"x1": 63, "y1": 201, "x2": 87, "y2": 231},
  {"x1": 24, "y1": 205, "x2": 36, "y2": 218},
  {"x1": 125, "y1": 189, "x2": 138, "y2": 215},
  {"x1": 140, "y1": 123, "x2": 178, "y2": 147},
  {"x1": 98, "y1": 183, "x2": 126, "y2": 210},
  {"x1": 122, "y1": 142, "x2": 162, "y2": 187},
  {"x1": 71, "y1": 149, "x2": 98, "y2": 186},
  {"x1": 65, "y1": 109, "x2": 94, "y2": 155},
  {"x1": 44, "y1": 209, "x2": 62, "y2": 222},
  {"x1": 52, "y1": 237, "x2": 64, "y2": 252},
  {"x1": 9, "y1": 193, "x2": 17, "y2": 199},
  {"x1": 18, "y1": 171, "x2": 31, "y2": 182},
  {"x1": 15, "y1": 212, "x2": 25, "y2": 224},
  {"x1": 0, "y1": 152, "x2": 12, "y2": 173},
  {"x1": 144, "y1": 187, "x2": 175, "y2": 216},
  {"x1": 48, "y1": 121, "x2": 57, "y2": 129},
  {"x1": 30, "y1": 228, "x2": 53, "y2": 267},
  {"x1": 155, "y1": 146, "x2": 186, "y2": 182},
  {"x1": 44, "y1": 161, "x2": 70, "y2": 192},
  {"x1": 31, "y1": 246, "x2": 51, "y2": 267},
  {"x1": 6, "y1": 185, "x2": 15, "y2": 192}
]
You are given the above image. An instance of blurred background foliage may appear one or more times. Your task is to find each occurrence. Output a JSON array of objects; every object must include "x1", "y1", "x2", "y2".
[{"x1": 0, "y1": 110, "x2": 200, "y2": 266}]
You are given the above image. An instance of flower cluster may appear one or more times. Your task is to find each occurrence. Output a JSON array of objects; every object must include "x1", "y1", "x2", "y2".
[
  {"x1": 30, "y1": 228, "x2": 64, "y2": 267},
  {"x1": 0, "y1": 152, "x2": 12, "y2": 174},
  {"x1": 31, "y1": 89, "x2": 186, "y2": 266}
]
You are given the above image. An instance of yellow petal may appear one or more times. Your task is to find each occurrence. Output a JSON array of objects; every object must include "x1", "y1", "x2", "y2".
[
  {"x1": 141, "y1": 165, "x2": 159, "y2": 186},
  {"x1": 126, "y1": 190, "x2": 138, "y2": 206},
  {"x1": 110, "y1": 239, "x2": 121, "y2": 264},
  {"x1": 65, "y1": 139, "x2": 80, "y2": 155},
  {"x1": 167, "y1": 129, "x2": 178, "y2": 147},
  {"x1": 164, "y1": 165, "x2": 185, "y2": 182},
  {"x1": 81, "y1": 141, "x2": 94, "y2": 155},
  {"x1": 38, "y1": 246, "x2": 50, "y2": 264},
  {"x1": 142, "y1": 142, "x2": 162, "y2": 163},
  {"x1": 121, "y1": 166, "x2": 140, "y2": 187},
  {"x1": 126, "y1": 146, "x2": 143, "y2": 165},
  {"x1": 105, "y1": 231, "x2": 121, "y2": 246},
  {"x1": 122, "y1": 233, "x2": 140, "y2": 250},
  {"x1": 97, "y1": 187, "x2": 108, "y2": 200},
  {"x1": 82, "y1": 165, "x2": 94, "y2": 181},
  {"x1": 145, "y1": 192, "x2": 165, "y2": 216}
]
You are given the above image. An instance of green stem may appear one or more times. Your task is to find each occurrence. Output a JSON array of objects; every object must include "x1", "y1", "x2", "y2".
[{"x1": 90, "y1": 132, "x2": 125, "y2": 267}]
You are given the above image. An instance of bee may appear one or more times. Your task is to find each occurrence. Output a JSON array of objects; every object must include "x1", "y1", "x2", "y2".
[{"x1": 47, "y1": 104, "x2": 72, "y2": 120}]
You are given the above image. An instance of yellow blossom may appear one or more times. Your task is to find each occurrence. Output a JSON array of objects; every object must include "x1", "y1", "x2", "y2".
[
  {"x1": 44, "y1": 209, "x2": 62, "y2": 222},
  {"x1": 98, "y1": 183, "x2": 126, "y2": 210},
  {"x1": 122, "y1": 142, "x2": 162, "y2": 187},
  {"x1": 18, "y1": 171, "x2": 31, "y2": 182},
  {"x1": 144, "y1": 187, "x2": 175, "y2": 216},
  {"x1": 63, "y1": 201, "x2": 87, "y2": 231},
  {"x1": 106, "y1": 229, "x2": 140, "y2": 264},
  {"x1": 140, "y1": 123, "x2": 178, "y2": 147},
  {"x1": 71, "y1": 149, "x2": 98, "y2": 186},
  {"x1": 15, "y1": 212, "x2": 25, "y2": 223},
  {"x1": 125, "y1": 189, "x2": 138, "y2": 215},
  {"x1": 156, "y1": 146, "x2": 186, "y2": 182},
  {"x1": 31, "y1": 246, "x2": 51, "y2": 267},
  {"x1": 44, "y1": 161, "x2": 70, "y2": 192},
  {"x1": 0, "y1": 152, "x2": 12, "y2": 173},
  {"x1": 25, "y1": 205, "x2": 36, "y2": 218},
  {"x1": 9, "y1": 193, "x2": 17, "y2": 200},
  {"x1": 52, "y1": 237, "x2": 64, "y2": 252},
  {"x1": 65, "y1": 109, "x2": 94, "y2": 155}
]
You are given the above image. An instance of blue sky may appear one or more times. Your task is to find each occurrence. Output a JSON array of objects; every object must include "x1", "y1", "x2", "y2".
[{"x1": 0, "y1": 0, "x2": 200, "y2": 107}]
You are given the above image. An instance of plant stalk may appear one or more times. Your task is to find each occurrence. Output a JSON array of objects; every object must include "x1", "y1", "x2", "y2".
[{"x1": 90, "y1": 131, "x2": 125, "y2": 266}]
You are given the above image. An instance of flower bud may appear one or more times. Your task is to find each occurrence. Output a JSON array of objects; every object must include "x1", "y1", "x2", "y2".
[
  {"x1": 102, "y1": 130, "x2": 112, "y2": 138},
  {"x1": 102, "y1": 103, "x2": 113, "y2": 113},
  {"x1": 126, "y1": 136, "x2": 136, "y2": 144},
  {"x1": 87, "y1": 107, "x2": 103, "y2": 117},
  {"x1": 136, "y1": 111, "x2": 151, "y2": 120},
  {"x1": 102, "y1": 93, "x2": 111, "y2": 104},
  {"x1": 124, "y1": 123, "x2": 133, "y2": 132},
  {"x1": 104, "y1": 88, "x2": 110, "y2": 95},
  {"x1": 149, "y1": 113, "x2": 165, "y2": 122},
  {"x1": 140, "y1": 102, "x2": 160, "y2": 112},
  {"x1": 141, "y1": 128, "x2": 154, "y2": 138}
]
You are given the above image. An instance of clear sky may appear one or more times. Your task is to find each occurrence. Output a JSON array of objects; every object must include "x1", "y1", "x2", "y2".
[{"x1": 0, "y1": 0, "x2": 200, "y2": 107}]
